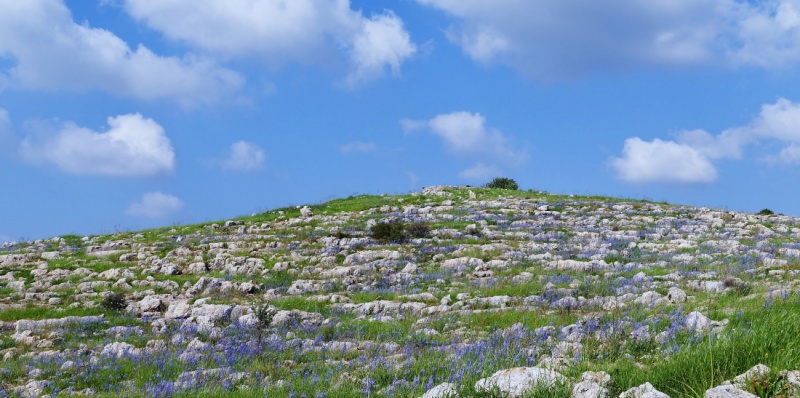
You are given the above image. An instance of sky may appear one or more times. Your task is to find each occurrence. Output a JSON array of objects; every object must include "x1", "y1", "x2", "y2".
[{"x1": 3, "y1": 0, "x2": 800, "y2": 242}]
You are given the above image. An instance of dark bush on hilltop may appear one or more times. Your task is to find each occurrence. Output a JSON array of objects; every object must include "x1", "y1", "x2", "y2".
[
  {"x1": 101, "y1": 292, "x2": 127, "y2": 312},
  {"x1": 758, "y1": 208, "x2": 775, "y2": 215},
  {"x1": 406, "y1": 222, "x2": 431, "y2": 238},
  {"x1": 370, "y1": 221, "x2": 407, "y2": 243},
  {"x1": 485, "y1": 177, "x2": 519, "y2": 190}
]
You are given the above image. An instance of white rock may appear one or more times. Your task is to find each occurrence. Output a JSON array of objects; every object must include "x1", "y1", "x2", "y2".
[
  {"x1": 731, "y1": 364, "x2": 770, "y2": 388},
  {"x1": 422, "y1": 382, "x2": 459, "y2": 398},
  {"x1": 685, "y1": 311, "x2": 729, "y2": 333},
  {"x1": 474, "y1": 367, "x2": 566, "y2": 397},
  {"x1": 573, "y1": 371, "x2": 610, "y2": 398},
  {"x1": 704, "y1": 385, "x2": 758, "y2": 398},
  {"x1": 666, "y1": 287, "x2": 688, "y2": 304},
  {"x1": 619, "y1": 382, "x2": 669, "y2": 398},
  {"x1": 165, "y1": 300, "x2": 192, "y2": 319},
  {"x1": 101, "y1": 342, "x2": 140, "y2": 358}
]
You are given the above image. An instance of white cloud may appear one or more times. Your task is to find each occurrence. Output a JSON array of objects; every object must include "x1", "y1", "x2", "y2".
[
  {"x1": 400, "y1": 118, "x2": 426, "y2": 134},
  {"x1": 427, "y1": 111, "x2": 528, "y2": 164},
  {"x1": 405, "y1": 111, "x2": 528, "y2": 180},
  {"x1": 675, "y1": 128, "x2": 751, "y2": 160},
  {"x1": 0, "y1": 108, "x2": 16, "y2": 156},
  {"x1": 611, "y1": 97, "x2": 800, "y2": 183},
  {"x1": 122, "y1": 0, "x2": 416, "y2": 85},
  {"x1": 339, "y1": 141, "x2": 377, "y2": 154},
  {"x1": 344, "y1": 12, "x2": 417, "y2": 87},
  {"x1": 417, "y1": 0, "x2": 800, "y2": 79},
  {"x1": 126, "y1": 192, "x2": 184, "y2": 218},
  {"x1": 778, "y1": 143, "x2": 800, "y2": 164},
  {"x1": 19, "y1": 113, "x2": 175, "y2": 177},
  {"x1": 458, "y1": 162, "x2": 501, "y2": 180},
  {"x1": 733, "y1": 1, "x2": 800, "y2": 68},
  {"x1": 749, "y1": 98, "x2": 800, "y2": 142},
  {"x1": 610, "y1": 137, "x2": 718, "y2": 183},
  {"x1": 220, "y1": 141, "x2": 265, "y2": 171},
  {"x1": 0, "y1": 0, "x2": 242, "y2": 105}
]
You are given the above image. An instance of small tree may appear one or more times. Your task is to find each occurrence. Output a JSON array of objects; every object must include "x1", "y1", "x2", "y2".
[
  {"x1": 485, "y1": 177, "x2": 519, "y2": 190},
  {"x1": 757, "y1": 208, "x2": 774, "y2": 215}
]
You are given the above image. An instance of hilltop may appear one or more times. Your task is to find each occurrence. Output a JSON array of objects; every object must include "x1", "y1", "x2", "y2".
[{"x1": 1, "y1": 186, "x2": 800, "y2": 397}]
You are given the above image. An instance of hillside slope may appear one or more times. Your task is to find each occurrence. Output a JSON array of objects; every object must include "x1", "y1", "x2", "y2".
[{"x1": 2, "y1": 186, "x2": 800, "y2": 397}]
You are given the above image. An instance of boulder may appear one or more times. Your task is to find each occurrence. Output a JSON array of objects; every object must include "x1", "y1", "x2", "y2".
[
  {"x1": 619, "y1": 382, "x2": 669, "y2": 398},
  {"x1": 474, "y1": 367, "x2": 566, "y2": 397},
  {"x1": 422, "y1": 382, "x2": 459, "y2": 398}
]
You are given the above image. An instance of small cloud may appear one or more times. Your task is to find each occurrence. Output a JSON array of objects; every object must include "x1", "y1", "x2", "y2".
[
  {"x1": 610, "y1": 137, "x2": 717, "y2": 183},
  {"x1": 400, "y1": 118, "x2": 426, "y2": 134},
  {"x1": 344, "y1": 12, "x2": 417, "y2": 87},
  {"x1": 458, "y1": 162, "x2": 501, "y2": 180},
  {"x1": 339, "y1": 141, "x2": 377, "y2": 154},
  {"x1": 219, "y1": 141, "x2": 265, "y2": 171},
  {"x1": 777, "y1": 143, "x2": 800, "y2": 165},
  {"x1": 406, "y1": 171, "x2": 419, "y2": 190},
  {"x1": 19, "y1": 113, "x2": 175, "y2": 177},
  {"x1": 0, "y1": 108, "x2": 17, "y2": 157},
  {"x1": 126, "y1": 192, "x2": 184, "y2": 218},
  {"x1": 427, "y1": 111, "x2": 528, "y2": 164}
]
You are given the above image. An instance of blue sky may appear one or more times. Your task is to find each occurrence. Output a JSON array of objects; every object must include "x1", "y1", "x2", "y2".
[{"x1": 3, "y1": 0, "x2": 800, "y2": 242}]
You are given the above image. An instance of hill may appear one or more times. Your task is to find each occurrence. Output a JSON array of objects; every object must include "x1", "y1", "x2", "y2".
[{"x1": 1, "y1": 186, "x2": 800, "y2": 397}]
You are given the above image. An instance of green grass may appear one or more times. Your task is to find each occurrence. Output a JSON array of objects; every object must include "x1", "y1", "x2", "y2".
[
  {"x1": 0, "y1": 305, "x2": 105, "y2": 321},
  {"x1": 607, "y1": 299, "x2": 800, "y2": 397}
]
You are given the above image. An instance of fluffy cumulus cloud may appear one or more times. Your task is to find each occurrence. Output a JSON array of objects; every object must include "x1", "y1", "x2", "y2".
[
  {"x1": 220, "y1": 141, "x2": 265, "y2": 171},
  {"x1": 0, "y1": 0, "x2": 242, "y2": 105},
  {"x1": 126, "y1": 192, "x2": 184, "y2": 218},
  {"x1": 417, "y1": 0, "x2": 800, "y2": 79},
  {"x1": 610, "y1": 138, "x2": 718, "y2": 183},
  {"x1": 122, "y1": 0, "x2": 416, "y2": 86},
  {"x1": 344, "y1": 12, "x2": 417, "y2": 87},
  {"x1": 19, "y1": 113, "x2": 175, "y2": 177},
  {"x1": 407, "y1": 111, "x2": 528, "y2": 180},
  {"x1": 338, "y1": 141, "x2": 377, "y2": 154},
  {"x1": 612, "y1": 98, "x2": 800, "y2": 183}
]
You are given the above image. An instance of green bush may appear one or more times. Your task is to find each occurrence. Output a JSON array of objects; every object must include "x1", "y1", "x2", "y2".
[
  {"x1": 101, "y1": 292, "x2": 127, "y2": 312},
  {"x1": 406, "y1": 222, "x2": 430, "y2": 238},
  {"x1": 484, "y1": 177, "x2": 519, "y2": 190},
  {"x1": 758, "y1": 208, "x2": 775, "y2": 215},
  {"x1": 370, "y1": 221, "x2": 407, "y2": 243}
]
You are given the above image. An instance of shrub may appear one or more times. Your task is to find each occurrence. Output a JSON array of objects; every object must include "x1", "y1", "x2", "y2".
[
  {"x1": 101, "y1": 292, "x2": 127, "y2": 312},
  {"x1": 406, "y1": 222, "x2": 430, "y2": 238},
  {"x1": 484, "y1": 177, "x2": 519, "y2": 190},
  {"x1": 757, "y1": 208, "x2": 774, "y2": 215},
  {"x1": 370, "y1": 221, "x2": 407, "y2": 243}
]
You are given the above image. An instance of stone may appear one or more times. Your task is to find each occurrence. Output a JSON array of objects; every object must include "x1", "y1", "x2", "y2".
[
  {"x1": 731, "y1": 364, "x2": 770, "y2": 388},
  {"x1": 474, "y1": 367, "x2": 566, "y2": 397},
  {"x1": 685, "y1": 312, "x2": 728, "y2": 334},
  {"x1": 704, "y1": 385, "x2": 758, "y2": 398},
  {"x1": 619, "y1": 382, "x2": 669, "y2": 398},
  {"x1": 572, "y1": 371, "x2": 610, "y2": 398},
  {"x1": 422, "y1": 382, "x2": 459, "y2": 398},
  {"x1": 101, "y1": 342, "x2": 140, "y2": 358},
  {"x1": 300, "y1": 206, "x2": 313, "y2": 218},
  {"x1": 165, "y1": 300, "x2": 192, "y2": 319},
  {"x1": 666, "y1": 287, "x2": 688, "y2": 304}
]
